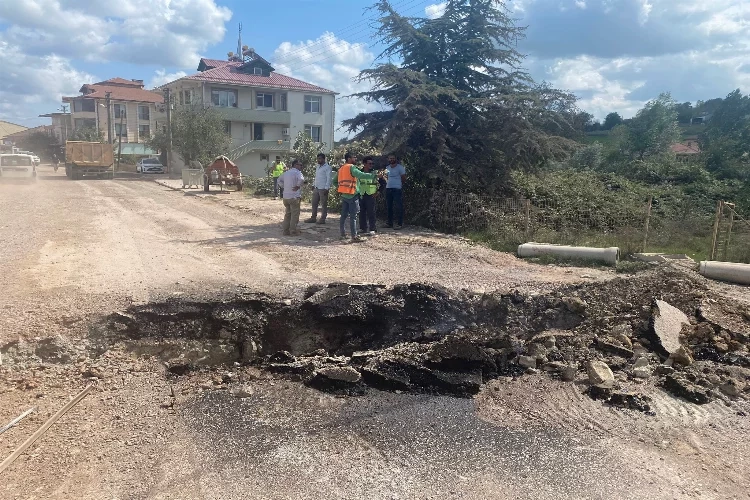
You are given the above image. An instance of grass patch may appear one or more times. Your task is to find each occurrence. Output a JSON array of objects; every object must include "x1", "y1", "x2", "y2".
[{"x1": 616, "y1": 259, "x2": 653, "y2": 274}]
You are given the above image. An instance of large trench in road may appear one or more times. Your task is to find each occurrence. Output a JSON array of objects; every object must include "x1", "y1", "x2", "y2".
[{"x1": 84, "y1": 268, "x2": 750, "y2": 408}]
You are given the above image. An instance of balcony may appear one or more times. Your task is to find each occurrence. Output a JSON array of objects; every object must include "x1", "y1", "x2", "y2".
[{"x1": 212, "y1": 106, "x2": 291, "y2": 125}]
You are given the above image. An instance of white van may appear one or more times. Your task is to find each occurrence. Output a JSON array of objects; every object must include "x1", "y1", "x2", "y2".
[{"x1": 0, "y1": 154, "x2": 36, "y2": 180}]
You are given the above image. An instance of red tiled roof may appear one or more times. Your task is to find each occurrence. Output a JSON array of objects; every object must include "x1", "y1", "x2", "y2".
[
  {"x1": 64, "y1": 80, "x2": 164, "y2": 105},
  {"x1": 92, "y1": 77, "x2": 144, "y2": 87},
  {"x1": 198, "y1": 58, "x2": 232, "y2": 71},
  {"x1": 671, "y1": 142, "x2": 701, "y2": 154},
  {"x1": 185, "y1": 62, "x2": 335, "y2": 94}
]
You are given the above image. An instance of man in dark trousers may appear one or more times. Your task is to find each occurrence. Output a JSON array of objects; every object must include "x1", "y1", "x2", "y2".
[
  {"x1": 358, "y1": 156, "x2": 385, "y2": 235},
  {"x1": 385, "y1": 154, "x2": 406, "y2": 229}
]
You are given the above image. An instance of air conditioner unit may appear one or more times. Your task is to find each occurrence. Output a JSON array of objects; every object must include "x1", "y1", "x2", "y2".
[{"x1": 281, "y1": 128, "x2": 290, "y2": 136}]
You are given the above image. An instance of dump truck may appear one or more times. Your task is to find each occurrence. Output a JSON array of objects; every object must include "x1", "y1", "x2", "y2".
[{"x1": 65, "y1": 141, "x2": 115, "y2": 180}]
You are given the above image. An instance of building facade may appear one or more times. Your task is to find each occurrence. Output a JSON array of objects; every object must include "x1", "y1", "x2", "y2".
[
  {"x1": 163, "y1": 52, "x2": 336, "y2": 177},
  {"x1": 62, "y1": 78, "x2": 166, "y2": 150}
]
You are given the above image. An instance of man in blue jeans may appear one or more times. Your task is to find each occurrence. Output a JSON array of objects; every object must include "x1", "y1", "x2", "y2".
[
  {"x1": 385, "y1": 154, "x2": 406, "y2": 229},
  {"x1": 332, "y1": 153, "x2": 377, "y2": 242}
]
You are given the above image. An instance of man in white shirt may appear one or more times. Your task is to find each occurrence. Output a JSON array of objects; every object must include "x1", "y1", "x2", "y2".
[
  {"x1": 277, "y1": 159, "x2": 305, "y2": 236},
  {"x1": 305, "y1": 153, "x2": 332, "y2": 224}
]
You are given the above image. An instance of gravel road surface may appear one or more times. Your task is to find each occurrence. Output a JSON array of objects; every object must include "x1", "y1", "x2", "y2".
[{"x1": 1, "y1": 167, "x2": 748, "y2": 499}]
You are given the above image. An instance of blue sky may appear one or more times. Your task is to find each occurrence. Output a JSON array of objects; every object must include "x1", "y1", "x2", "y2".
[{"x1": 1, "y1": 0, "x2": 749, "y2": 138}]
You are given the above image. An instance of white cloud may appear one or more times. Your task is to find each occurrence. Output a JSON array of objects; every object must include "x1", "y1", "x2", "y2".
[
  {"x1": 272, "y1": 33, "x2": 380, "y2": 140},
  {"x1": 425, "y1": 2, "x2": 447, "y2": 19},
  {"x1": 574, "y1": 0, "x2": 587, "y2": 9},
  {"x1": 0, "y1": 41, "x2": 95, "y2": 122},
  {"x1": 0, "y1": 0, "x2": 232, "y2": 67},
  {"x1": 148, "y1": 70, "x2": 188, "y2": 90},
  {"x1": 0, "y1": 0, "x2": 232, "y2": 126}
]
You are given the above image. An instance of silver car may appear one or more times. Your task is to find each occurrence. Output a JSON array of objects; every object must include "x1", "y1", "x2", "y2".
[{"x1": 137, "y1": 158, "x2": 165, "y2": 174}]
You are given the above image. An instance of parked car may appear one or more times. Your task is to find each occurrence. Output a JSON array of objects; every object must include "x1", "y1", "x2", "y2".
[
  {"x1": 0, "y1": 154, "x2": 36, "y2": 180},
  {"x1": 136, "y1": 158, "x2": 165, "y2": 174},
  {"x1": 17, "y1": 151, "x2": 40, "y2": 165}
]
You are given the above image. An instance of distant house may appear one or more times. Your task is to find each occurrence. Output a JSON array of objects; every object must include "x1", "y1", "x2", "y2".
[
  {"x1": 162, "y1": 47, "x2": 336, "y2": 177},
  {"x1": 0, "y1": 120, "x2": 28, "y2": 146},
  {"x1": 38, "y1": 112, "x2": 72, "y2": 145},
  {"x1": 690, "y1": 113, "x2": 712, "y2": 125},
  {"x1": 61, "y1": 78, "x2": 166, "y2": 152},
  {"x1": 671, "y1": 140, "x2": 701, "y2": 163}
]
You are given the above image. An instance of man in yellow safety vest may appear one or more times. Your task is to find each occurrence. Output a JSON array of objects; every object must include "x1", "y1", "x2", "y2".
[{"x1": 271, "y1": 156, "x2": 286, "y2": 199}]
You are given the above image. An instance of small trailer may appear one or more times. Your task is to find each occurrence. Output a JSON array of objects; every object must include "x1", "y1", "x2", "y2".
[{"x1": 203, "y1": 156, "x2": 243, "y2": 192}]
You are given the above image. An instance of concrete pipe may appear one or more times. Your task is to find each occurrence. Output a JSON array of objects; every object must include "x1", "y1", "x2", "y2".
[
  {"x1": 518, "y1": 243, "x2": 620, "y2": 266},
  {"x1": 699, "y1": 261, "x2": 750, "y2": 285}
]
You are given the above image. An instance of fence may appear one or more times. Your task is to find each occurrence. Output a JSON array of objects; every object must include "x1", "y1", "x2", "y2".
[
  {"x1": 709, "y1": 202, "x2": 750, "y2": 263},
  {"x1": 374, "y1": 186, "x2": 729, "y2": 260}
]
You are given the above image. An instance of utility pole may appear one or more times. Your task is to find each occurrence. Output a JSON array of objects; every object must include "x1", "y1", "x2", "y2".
[
  {"x1": 59, "y1": 104, "x2": 69, "y2": 143},
  {"x1": 164, "y1": 87, "x2": 173, "y2": 175},
  {"x1": 105, "y1": 92, "x2": 113, "y2": 144},
  {"x1": 117, "y1": 106, "x2": 124, "y2": 172}
]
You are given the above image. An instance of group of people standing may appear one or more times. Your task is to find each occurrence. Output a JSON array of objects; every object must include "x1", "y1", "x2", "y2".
[{"x1": 275, "y1": 153, "x2": 406, "y2": 242}]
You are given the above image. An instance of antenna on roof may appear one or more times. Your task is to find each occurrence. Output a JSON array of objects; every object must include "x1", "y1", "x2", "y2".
[{"x1": 237, "y1": 23, "x2": 243, "y2": 61}]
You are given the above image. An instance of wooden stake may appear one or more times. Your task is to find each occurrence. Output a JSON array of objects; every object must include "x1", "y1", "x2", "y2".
[
  {"x1": 0, "y1": 385, "x2": 93, "y2": 475},
  {"x1": 710, "y1": 200, "x2": 723, "y2": 261},
  {"x1": 723, "y1": 203, "x2": 736, "y2": 261},
  {"x1": 524, "y1": 199, "x2": 531, "y2": 241},
  {"x1": 642, "y1": 196, "x2": 653, "y2": 252}
]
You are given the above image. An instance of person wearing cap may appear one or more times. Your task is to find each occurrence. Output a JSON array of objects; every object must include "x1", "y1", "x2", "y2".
[
  {"x1": 271, "y1": 156, "x2": 286, "y2": 200},
  {"x1": 305, "y1": 153, "x2": 332, "y2": 224},
  {"x1": 277, "y1": 159, "x2": 304, "y2": 236}
]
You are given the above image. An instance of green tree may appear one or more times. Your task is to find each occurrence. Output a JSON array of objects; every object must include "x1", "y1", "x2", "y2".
[
  {"x1": 342, "y1": 0, "x2": 580, "y2": 191},
  {"x1": 16, "y1": 131, "x2": 59, "y2": 160},
  {"x1": 612, "y1": 93, "x2": 680, "y2": 161},
  {"x1": 280, "y1": 131, "x2": 329, "y2": 180},
  {"x1": 700, "y1": 89, "x2": 750, "y2": 179},
  {"x1": 148, "y1": 104, "x2": 231, "y2": 166},
  {"x1": 675, "y1": 102, "x2": 693, "y2": 124},
  {"x1": 603, "y1": 112, "x2": 623, "y2": 130},
  {"x1": 69, "y1": 127, "x2": 105, "y2": 142}
]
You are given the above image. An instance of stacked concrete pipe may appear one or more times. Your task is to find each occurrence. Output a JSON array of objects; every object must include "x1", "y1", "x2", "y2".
[
  {"x1": 699, "y1": 261, "x2": 750, "y2": 285},
  {"x1": 517, "y1": 243, "x2": 620, "y2": 266}
]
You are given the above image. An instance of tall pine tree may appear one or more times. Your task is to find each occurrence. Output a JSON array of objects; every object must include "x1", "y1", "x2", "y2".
[{"x1": 343, "y1": 0, "x2": 582, "y2": 191}]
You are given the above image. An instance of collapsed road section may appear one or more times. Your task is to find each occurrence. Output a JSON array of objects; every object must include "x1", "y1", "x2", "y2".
[
  {"x1": 3, "y1": 268, "x2": 748, "y2": 413},
  {"x1": 53, "y1": 267, "x2": 746, "y2": 413}
]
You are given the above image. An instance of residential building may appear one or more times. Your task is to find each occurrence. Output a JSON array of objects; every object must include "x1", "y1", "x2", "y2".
[
  {"x1": 163, "y1": 48, "x2": 336, "y2": 177},
  {"x1": 0, "y1": 120, "x2": 28, "y2": 147},
  {"x1": 62, "y1": 78, "x2": 166, "y2": 153},
  {"x1": 38, "y1": 112, "x2": 72, "y2": 144},
  {"x1": 671, "y1": 140, "x2": 701, "y2": 164}
]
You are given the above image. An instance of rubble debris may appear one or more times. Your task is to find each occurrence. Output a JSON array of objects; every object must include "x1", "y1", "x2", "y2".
[
  {"x1": 595, "y1": 337, "x2": 635, "y2": 359},
  {"x1": 587, "y1": 360, "x2": 615, "y2": 388},
  {"x1": 313, "y1": 366, "x2": 362, "y2": 384},
  {"x1": 610, "y1": 324, "x2": 634, "y2": 348},
  {"x1": 0, "y1": 408, "x2": 35, "y2": 436},
  {"x1": 719, "y1": 378, "x2": 744, "y2": 398},
  {"x1": 608, "y1": 392, "x2": 653, "y2": 413},
  {"x1": 649, "y1": 299, "x2": 690, "y2": 356},
  {"x1": 562, "y1": 297, "x2": 587, "y2": 315},
  {"x1": 663, "y1": 374, "x2": 710, "y2": 404},
  {"x1": 230, "y1": 385, "x2": 255, "y2": 398},
  {"x1": 518, "y1": 356, "x2": 537, "y2": 369},
  {"x1": 632, "y1": 357, "x2": 652, "y2": 379},
  {"x1": 670, "y1": 345, "x2": 694, "y2": 367}
]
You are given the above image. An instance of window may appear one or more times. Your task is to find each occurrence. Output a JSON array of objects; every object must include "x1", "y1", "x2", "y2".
[
  {"x1": 280, "y1": 93, "x2": 287, "y2": 111},
  {"x1": 138, "y1": 106, "x2": 150, "y2": 121},
  {"x1": 304, "y1": 95, "x2": 322, "y2": 113},
  {"x1": 260, "y1": 154, "x2": 269, "y2": 162},
  {"x1": 256, "y1": 93, "x2": 273, "y2": 109},
  {"x1": 304, "y1": 125, "x2": 322, "y2": 143},
  {"x1": 138, "y1": 124, "x2": 150, "y2": 139},
  {"x1": 114, "y1": 104, "x2": 127, "y2": 119},
  {"x1": 178, "y1": 90, "x2": 192, "y2": 105},
  {"x1": 0, "y1": 155, "x2": 32, "y2": 166},
  {"x1": 115, "y1": 123, "x2": 127, "y2": 138},
  {"x1": 74, "y1": 118, "x2": 96, "y2": 129},
  {"x1": 211, "y1": 89, "x2": 237, "y2": 108},
  {"x1": 253, "y1": 123, "x2": 263, "y2": 141},
  {"x1": 223, "y1": 121, "x2": 231, "y2": 134},
  {"x1": 73, "y1": 99, "x2": 95, "y2": 112},
  {"x1": 253, "y1": 67, "x2": 263, "y2": 75}
]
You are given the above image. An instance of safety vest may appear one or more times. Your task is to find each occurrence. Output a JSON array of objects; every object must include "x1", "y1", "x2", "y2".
[
  {"x1": 360, "y1": 175, "x2": 378, "y2": 195},
  {"x1": 337, "y1": 164, "x2": 357, "y2": 195},
  {"x1": 272, "y1": 162, "x2": 285, "y2": 178}
]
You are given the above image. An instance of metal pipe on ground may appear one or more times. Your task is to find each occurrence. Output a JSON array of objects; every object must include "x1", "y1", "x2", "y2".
[
  {"x1": 518, "y1": 243, "x2": 620, "y2": 266},
  {"x1": 699, "y1": 261, "x2": 750, "y2": 285}
]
